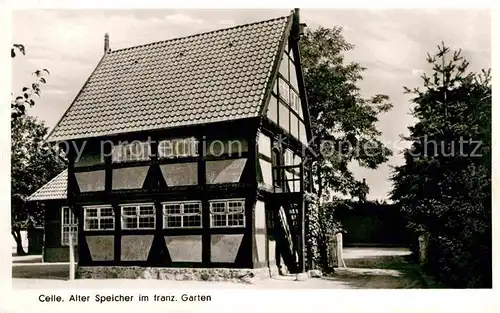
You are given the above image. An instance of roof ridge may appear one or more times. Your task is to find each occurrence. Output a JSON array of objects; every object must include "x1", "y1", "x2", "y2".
[{"x1": 109, "y1": 13, "x2": 292, "y2": 54}]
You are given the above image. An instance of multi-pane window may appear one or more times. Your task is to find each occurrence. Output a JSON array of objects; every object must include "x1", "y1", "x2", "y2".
[
  {"x1": 284, "y1": 149, "x2": 294, "y2": 167},
  {"x1": 83, "y1": 206, "x2": 114, "y2": 231},
  {"x1": 61, "y1": 207, "x2": 78, "y2": 246},
  {"x1": 278, "y1": 78, "x2": 290, "y2": 104},
  {"x1": 163, "y1": 201, "x2": 202, "y2": 228},
  {"x1": 112, "y1": 141, "x2": 151, "y2": 163},
  {"x1": 289, "y1": 90, "x2": 300, "y2": 113},
  {"x1": 121, "y1": 203, "x2": 156, "y2": 230},
  {"x1": 209, "y1": 199, "x2": 245, "y2": 228},
  {"x1": 158, "y1": 137, "x2": 198, "y2": 159}
]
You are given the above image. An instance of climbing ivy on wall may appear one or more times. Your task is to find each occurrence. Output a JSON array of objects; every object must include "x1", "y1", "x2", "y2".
[{"x1": 305, "y1": 192, "x2": 343, "y2": 271}]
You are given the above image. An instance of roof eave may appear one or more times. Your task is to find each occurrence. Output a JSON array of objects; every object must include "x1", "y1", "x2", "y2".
[{"x1": 26, "y1": 169, "x2": 68, "y2": 202}]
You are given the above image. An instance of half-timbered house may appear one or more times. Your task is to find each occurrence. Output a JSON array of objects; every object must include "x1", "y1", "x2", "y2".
[{"x1": 27, "y1": 9, "x2": 314, "y2": 280}]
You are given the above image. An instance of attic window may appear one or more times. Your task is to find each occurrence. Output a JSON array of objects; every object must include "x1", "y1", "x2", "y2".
[
  {"x1": 158, "y1": 137, "x2": 198, "y2": 159},
  {"x1": 112, "y1": 141, "x2": 151, "y2": 163}
]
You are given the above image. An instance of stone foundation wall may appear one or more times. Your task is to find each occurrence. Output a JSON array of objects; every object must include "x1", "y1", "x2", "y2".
[{"x1": 77, "y1": 266, "x2": 273, "y2": 283}]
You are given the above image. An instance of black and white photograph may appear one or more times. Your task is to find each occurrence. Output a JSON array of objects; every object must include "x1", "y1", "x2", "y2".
[{"x1": 2, "y1": 2, "x2": 495, "y2": 312}]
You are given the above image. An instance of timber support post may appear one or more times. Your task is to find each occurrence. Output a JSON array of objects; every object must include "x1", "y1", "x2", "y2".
[{"x1": 69, "y1": 231, "x2": 75, "y2": 280}]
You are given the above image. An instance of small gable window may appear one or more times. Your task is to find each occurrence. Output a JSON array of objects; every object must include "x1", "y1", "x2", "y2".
[
  {"x1": 112, "y1": 141, "x2": 151, "y2": 163},
  {"x1": 289, "y1": 90, "x2": 301, "y2": 113},
  {"x1": 278, "y1": 78, "x2": 290, "y2": 104}
]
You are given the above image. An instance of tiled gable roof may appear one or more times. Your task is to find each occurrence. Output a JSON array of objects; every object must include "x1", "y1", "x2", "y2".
[
  {"x1": 48, "y1": 14, "x2": 292, "y2": 142},
  {"x1": 27, "y1": 169, "x2": 68, "y2": 201}
]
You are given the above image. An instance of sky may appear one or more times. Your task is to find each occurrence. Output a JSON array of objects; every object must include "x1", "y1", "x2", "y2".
[{"x1": 11, "y1": 8, "x2": 491, "y2": 201}]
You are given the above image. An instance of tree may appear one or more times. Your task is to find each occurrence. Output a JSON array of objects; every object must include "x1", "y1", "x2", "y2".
[
  {"x1": 390, "y1": 43, "x2": 491, "y2": 287},
  {"x1": 11, "y1": 44, "x2": 50, "y2": 119},
  {"x1": 300, "y1": 26, "x2": 393, "y2": 202},
  {"x1": 11, "y1": 44, "x2": 64, "y2": 254},
  {"x1": 299, "y1": 27, "x2": 393, "y2": 270},
  {"x1": 11, "y1": 116, "x2": 65, "y2": 254}
]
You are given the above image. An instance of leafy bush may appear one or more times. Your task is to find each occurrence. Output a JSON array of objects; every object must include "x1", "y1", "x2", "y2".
[{"x1": 305, "y1": 192, "x2": 344, "y2": 271}]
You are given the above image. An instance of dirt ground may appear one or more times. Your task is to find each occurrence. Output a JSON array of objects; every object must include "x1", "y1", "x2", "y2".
[{"x1": 340, "y1": 247, "x2": 441, "y2": 288}]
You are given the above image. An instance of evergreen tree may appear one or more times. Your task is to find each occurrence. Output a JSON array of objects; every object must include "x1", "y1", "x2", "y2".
[{"x1": 391, "y1": 43, "x2": 491, "y2": 287}]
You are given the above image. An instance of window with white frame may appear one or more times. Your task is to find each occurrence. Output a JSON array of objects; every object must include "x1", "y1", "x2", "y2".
[
  {"x1": 278, "y1": 77, "x2": 290, "y2": 104},
  {"x1": 163, "y1": 201, "x2": 202, "y2": 228},
  {"x1": 112, "y1": 141, "x2": 151, "y2": 163},
  {"x1": 121, "y1": 203, "x2": 156, "y2": 230},
  {"x1": 209, "y1": 199, "x2": 245, "y2": 228},
  {"x1": 284, "y1": 149, "x2": 294, "y2": 167},
  {"x1": 158, "y1": 137, "x2": 198, "y2": 159},
  {"x1": 289, "y1": 89, "x2": 300, "y2": 113},
  {"x1": 61, "y1": 207, "x2": 78, "y2": 246},
  {"x1": 83, "y1": 206, "x2": 115, "y2": 231}
]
